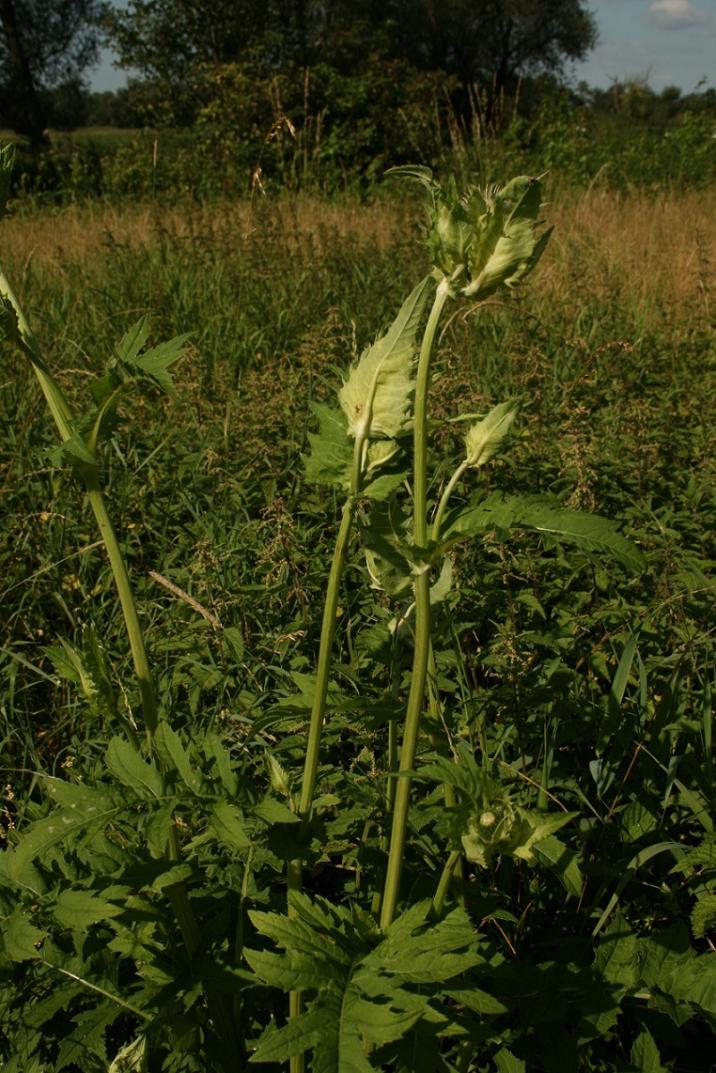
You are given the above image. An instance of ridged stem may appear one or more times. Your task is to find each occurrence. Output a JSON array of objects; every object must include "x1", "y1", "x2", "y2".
[{"x1": 380, "y1": 280, "x2": 450, "y2": 931}]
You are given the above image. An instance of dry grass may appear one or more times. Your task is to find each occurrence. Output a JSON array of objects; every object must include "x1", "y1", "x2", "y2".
[{"x1": 3, "y1": 186, "x2": 715, "y2": 325}]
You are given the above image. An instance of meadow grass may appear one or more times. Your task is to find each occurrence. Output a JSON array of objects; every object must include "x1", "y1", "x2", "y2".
[
  {"x1": 2, "y1": 182, "x2": 713, "y2": 765},
  {"x1": 1, "y1": 181, "x2": 715, "y2": 1070}
]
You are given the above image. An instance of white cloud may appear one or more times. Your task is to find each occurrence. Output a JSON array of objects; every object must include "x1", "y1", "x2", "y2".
[{"x1": 649, "y1": 0, "x2": 714, "y2": 29}]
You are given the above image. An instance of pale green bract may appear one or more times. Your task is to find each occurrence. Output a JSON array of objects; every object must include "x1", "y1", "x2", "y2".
[
  {"x1": 339, "y1": 275, "x2": 432, "y2": 442},
  {"x1": 464, "y1": 399, "x2": 518, "y2": 468},
  {"x1": 388, "y1": 166, "x2": 551, "y2": 301},
  {"x1": 463, "y1": 176, "x2": 552, "y2": 299}
]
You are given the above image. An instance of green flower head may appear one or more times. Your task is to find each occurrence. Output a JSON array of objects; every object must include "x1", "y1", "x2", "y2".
[{"x1": 389, "y1": 166, "x2": 551, "y2": 300}]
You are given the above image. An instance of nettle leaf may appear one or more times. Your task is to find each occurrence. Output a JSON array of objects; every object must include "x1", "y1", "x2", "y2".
[
  {"x1": 247, "y1": 894, "x2": 480, "y2": 1068},
  {"x1": 105, "y1": 737, "x2": 164, "y2": 800},
  {"x1": 114, "y1": 316, "x2": 189, "y2": 396},
  {"x1": 443, "y1": 493, "x2": 644, "y2": 572},
  {"x1": 691, "y1": 893, "x2": 716, "y2": 939},
  {"x1": 1, "y1": 907, "x2": 46, "y2": 961},
  {"x1": 155, "y1": 722, "x2": 203, "y2": 795},
  {"x1": 209, "y1": 800, "x2": 251, "y2": 853},
  {"x1": 339, "y1": 276, "x2": 433, "y2": 441},
  {"x1": 53, "y1": 889, "x2": 124, "y2": 930},
  {"x1": 464, "y1": 400, "x2": 518, "y2": 468}
]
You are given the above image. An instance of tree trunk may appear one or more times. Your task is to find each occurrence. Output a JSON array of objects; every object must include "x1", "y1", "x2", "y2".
[{"x1": 0, "y1": 0, "x2": 48, "y2": 147}]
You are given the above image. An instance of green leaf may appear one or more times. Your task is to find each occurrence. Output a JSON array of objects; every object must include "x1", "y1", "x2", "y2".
[
  {"x1": 494, "y1": 1047, "x2": 525, "y2": 1073},
  {"x1": 108, "y1": 1036, "x2": 147, "y2": 1073},
  {"x1": 692, "y1": 894, "x2": 716, "y2": 939},
  {"x1": 631, "y1": 1027, "x2": 666, "y2": 1073},
  {"x1": 250, "y1": 1008, "x2": 329, "y2": 1065},
  {"x1": 247, "y1": 895, "x2": 479, "y2": 1068},
  {"x1": 339, "y1": 276, "x2": 433, "y2": 441},
  {"x1": 444, "y1": 493, "x2": 644, "y2": 572},
  {"x1": 5, "y1": 803, "x2": 119, "y2": 892},
  {"x1": 53, "y1": 890, "x2": 123, "y2": 930},
  {"x1": 532, "y1": 834, "x2": 583, "y2": 896},
  {"x1": 1, "y1": 907, "x2": 46, "y2": 961},
  {"x1": 464, "y1": 399, "x2": 518, "y2": 468},
  {"x1": 446, "y1": 987, "x2": 508, "y2": 1015},
  {"x1": 134, "y1": 334, "x2": 190, "y2": 396},
  {"x1": 105, "y1": 737, "x2": 163, "y2": 800},
  {"x1": 209, "y1": 800, "x2": 251, "y2": 853},
  {"x1": 155, "y1": 722, "x2": 203, "y2": 794},
  {"x1": 303, "y1": 402, "x2": 353, "y2": 489},
  {"x1": 56, "y1": 1002, "x2": 119, "y2": 1071}
]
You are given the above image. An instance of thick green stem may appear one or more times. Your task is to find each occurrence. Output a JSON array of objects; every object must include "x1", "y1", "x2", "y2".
[
  {"x1": 380, "y1": 280, "x2": 450, "y2": 931},
  {"x1": 291, "y1": 498, "x2": 355, "y2": 845}
]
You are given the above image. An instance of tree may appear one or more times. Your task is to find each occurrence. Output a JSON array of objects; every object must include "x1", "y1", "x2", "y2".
[
  {"x1": 0, "y1": 0, "x2": 100, "y2": 145},
  {"x1": 381, "y1": 0, "x2": 597, "y2": 93},
  {"x1": 103, "y1": 0, "x2": 596, "y2": 125}
]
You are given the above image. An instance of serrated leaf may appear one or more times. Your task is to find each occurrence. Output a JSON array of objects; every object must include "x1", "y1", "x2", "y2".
[
  {"x1": 134, "y1": 334, "x2": 190, "y2": 396},
  {"x1": 105, "y1": 737, "x2": 163, "y2": 800},
  {"x1": 56, "y1": 1003, "x2": 120, "y2": 1071},
  {"x1": 444, "y1": 493, "x2": 644, "y2": 571},
  {"x1": 691, "y1": 894, "x2": 716, "y2": 939},
  {"x1": 5, "y1": 803, "x2": 119, "y2": 892},
  {"x1": 115, "y1": 317, "x2": 151, "y2": 365},
  {"x1": 209, "y1": 800, "x2": 250, "y2": 853},
  {"x1": 155, "y1": 722, "x2": 203, "y2": 794},
  {"x1": 53, "y1": 890, "x2": 123, "y2": 930},
  {"x1": 303, "y1": 402, "x2": 353, "y2": 489},
  {"x1": 250, "y1": 1008, "x2": 329, "y2": 1065},
  {"x1": 1, "y1": 907, "x2": 46, "y2": 961},
  {"x1": 339, "y1": 276, "x2": 432, "y2": 441}
]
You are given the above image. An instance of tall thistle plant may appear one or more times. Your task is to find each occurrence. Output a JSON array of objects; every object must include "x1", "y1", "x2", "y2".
[
  {"x1": 377, "y1": 169, "x2": 553, "y2": 930},
  {"x1": 268, "y1": 168, "x2": 644, "y2": 1069}
]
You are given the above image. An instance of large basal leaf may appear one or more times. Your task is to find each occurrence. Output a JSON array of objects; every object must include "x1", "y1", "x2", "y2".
[
  {"x1": 247, "y1": 894, "x2": 480, "y2": 1069},
  {"x1": 339, "y1": 277, "x2": 433, "y2": 441}
]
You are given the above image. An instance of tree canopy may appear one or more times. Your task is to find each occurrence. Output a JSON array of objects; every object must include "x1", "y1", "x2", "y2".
[
  {"x1": 0, "y1": 0, "x2": 100, "y2": 143},
  {"x1": 103, "y1": 0, "x2": 597, "y2": 99}
]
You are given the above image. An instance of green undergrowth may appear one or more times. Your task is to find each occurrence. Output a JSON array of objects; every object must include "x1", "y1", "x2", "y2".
[{"x1": 1, "y1": 186, "x2": 715, "y2": 1071}]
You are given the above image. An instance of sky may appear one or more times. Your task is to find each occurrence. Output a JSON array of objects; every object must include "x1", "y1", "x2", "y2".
[{"x1": 89, "y1": 1, "x2": 716, "y2": 95}]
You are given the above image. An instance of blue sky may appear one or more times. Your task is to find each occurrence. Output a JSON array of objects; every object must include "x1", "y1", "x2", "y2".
[{"x1": 89, "y1": 1, "x2": 716, "y2": 94}]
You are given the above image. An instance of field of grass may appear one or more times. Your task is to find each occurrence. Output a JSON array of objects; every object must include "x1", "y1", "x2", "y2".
[{"x1": 1, "y1": 183, "x2": 715, "y2": 1070}]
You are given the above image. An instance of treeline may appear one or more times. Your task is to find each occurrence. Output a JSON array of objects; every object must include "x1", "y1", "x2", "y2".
[{"x1": 2, "y1": 1, "x2": 716, "y2": 199}]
